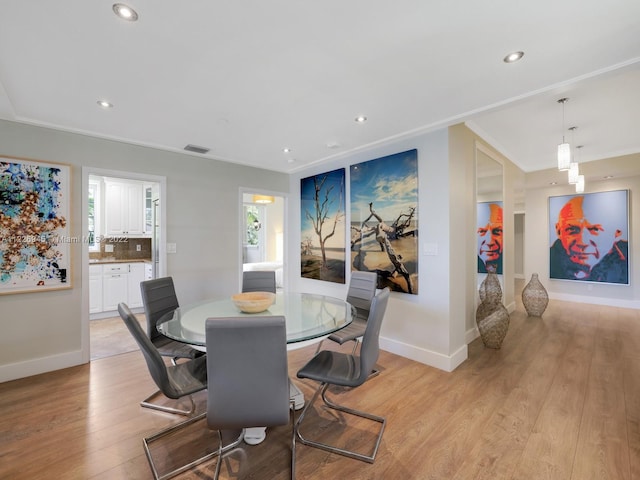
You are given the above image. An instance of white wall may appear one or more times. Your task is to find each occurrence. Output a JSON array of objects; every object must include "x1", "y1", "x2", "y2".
[
  {"x1": 524, "y1": 173, "x2": 640, "y2": 308},
  {"x1": 287, "y1": 127, "x2": 474, "y2": 371},
  {"x1": 0, "y1": 120, "x2": 288, "y2": 382}
]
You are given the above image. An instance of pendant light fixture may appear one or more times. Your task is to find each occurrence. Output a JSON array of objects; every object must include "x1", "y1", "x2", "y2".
[
  {"x1": 568, "y1": 162, "x2": 580, "y2": 184},
  {"x1": 567, "y1": 128, "x2": 580, "y2": 184},
  {"x1": 557, "y1": 98, "x2": 571, "y2": 171},
  {"x1": 572, "y1": 144, "x2": 584, "y2": 189}
]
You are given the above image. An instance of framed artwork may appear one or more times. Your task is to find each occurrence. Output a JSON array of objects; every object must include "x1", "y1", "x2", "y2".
[
  {"x1": 300, "y1": 168, "x2": 346, "y2": 284},
  {"x1": 350, "y1": 149, "x2": 418, "y2": 294},
  {"x1": 549, "y1": 190, "x2": 629, "y2": 284},
  {"x1": 477, "y1": 201, "x2": 503, "y2": 274},
  {"x1": 0, "y1": 156, "x2": 72, "y2": 294}
]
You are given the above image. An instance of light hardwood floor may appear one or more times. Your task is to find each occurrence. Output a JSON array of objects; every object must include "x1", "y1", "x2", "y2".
[{"x1": 1, "y1": 292, "x2": 639, "y2": 480}]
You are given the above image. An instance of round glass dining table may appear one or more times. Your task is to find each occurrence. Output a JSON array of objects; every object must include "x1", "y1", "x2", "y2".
[
  {"x1": 157, "y1": 291, "x2": 354, "y2": 349},
  {"x1": 156, "y1": 291, "x2": 354, "y2": 445}
]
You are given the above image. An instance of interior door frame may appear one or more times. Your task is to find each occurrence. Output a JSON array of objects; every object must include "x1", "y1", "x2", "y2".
[
  {"x1": 238, "y1": 187, "x2": 288, "y2": 292},
  {"x1": 81, "y1": 166, "x2": 167, "y2": 362}
]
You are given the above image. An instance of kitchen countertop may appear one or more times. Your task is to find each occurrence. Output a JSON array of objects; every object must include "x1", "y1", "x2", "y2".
[{"x1": 89, "y1": 259, "x2": 152, "y2": 264}]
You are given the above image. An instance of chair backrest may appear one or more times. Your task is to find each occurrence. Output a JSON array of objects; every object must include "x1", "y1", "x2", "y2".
[
  {"x1": 242, "y1": 271, "x2": 277, "y2": 294},
  {"x1": 140, "y1": 277, "x2": 179, "y2": 340},
  {"x1": 118, "y1": 303, "x2": 183, "y2": 398},
  {"x1": 206, "y1": 316, "x2": 289, "y2": 430},
  {"x1": 346, "y1": 271, "x2": 378, "y2": 321},
  {"x1": 357, "y1": 288, "x2": 390, "y2": 383}
]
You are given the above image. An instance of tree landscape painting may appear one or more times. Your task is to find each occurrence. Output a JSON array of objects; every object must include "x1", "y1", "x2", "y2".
[
  {"x1": 350, "y1": 149, "x2": 418, "y2": 294},
  {"x1": 300, "y1": 168, "x2": 346, "y2": 284}
]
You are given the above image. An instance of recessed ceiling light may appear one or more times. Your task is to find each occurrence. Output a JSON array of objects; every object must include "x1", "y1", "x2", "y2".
[
  {"x1": 503, "y1": 51, "x2": 524, "y2": 63},
  {"x1": 283, "y1": 147, "x2": 292, "y2": 153},
  {"x1": 97, "y1": 100, "x2": 113, "y2": 108},
  {"x1": 355, "y1": 115, "x2": 367, "y2": 123},
  {"x1": 603, "y1": 175, "x2": 614, "y2": 179},
  {"x1": 549, "y1": 181, "x2": 558, "y2": 185},
  {"x1": 113, "y1": 3, "x2": 139, "y2": 21}
]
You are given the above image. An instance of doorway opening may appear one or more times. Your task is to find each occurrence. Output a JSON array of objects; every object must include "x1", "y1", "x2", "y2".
[
  {"x1": 83, "y1": 167, "x2": 166, "y2": 361},
  {"x1": 241, "y1": 191, "x2": 285, "y2": 291}
]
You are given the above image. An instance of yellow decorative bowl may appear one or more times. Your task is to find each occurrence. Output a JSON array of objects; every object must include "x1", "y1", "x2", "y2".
[{"x1": 231, "y1": 292, "x2": 275, "y2": 313}]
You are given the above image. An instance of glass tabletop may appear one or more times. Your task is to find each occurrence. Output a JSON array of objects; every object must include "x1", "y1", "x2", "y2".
[{"x1": 157, "y1": 291, "x2": 354, "y2": 347}]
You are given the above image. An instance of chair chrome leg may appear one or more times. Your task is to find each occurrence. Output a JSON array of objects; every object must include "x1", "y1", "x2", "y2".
[
  {"x1": 290, "y1": 399, "x2": 297, "y2": 480},
  {"x1": 295, "y1": 383, "x2": 386, "y2": 464},
  {"x1": 212, "y1": 402, "x2": 297, "y2": 480},
  {"x1": 141, "y1": 390, "x2": 196, "y2": 416},
  {"x1": 211, "y1": 429, "x2": 244, "y2": 480},
  {"x1": 144, "y1": 413, "x2": 242, "y2": 480}
]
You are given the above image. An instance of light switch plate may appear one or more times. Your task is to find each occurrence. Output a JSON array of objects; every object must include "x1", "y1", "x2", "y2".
[
  {"x1": 167, "y1": 243, "x2": 177, "y2": 254},
  {"x1": 104, "y1": 244, "x2": 114, "y2": 253},
  {"x1": 423, "y1": 242, "x2": 438, "y2": 256}
]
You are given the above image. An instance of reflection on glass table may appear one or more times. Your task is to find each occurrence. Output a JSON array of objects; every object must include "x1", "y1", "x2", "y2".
[{"x1": 157, "y1": 291, "x2": 354, "y2": 445}]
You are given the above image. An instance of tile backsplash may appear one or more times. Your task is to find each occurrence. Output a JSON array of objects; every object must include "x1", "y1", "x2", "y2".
[{"x1": 89, "y1": 237, "x2": 152, "y2": 261}]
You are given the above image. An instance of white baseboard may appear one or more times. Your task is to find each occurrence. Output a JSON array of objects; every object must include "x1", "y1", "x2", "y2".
[
  {"x1": 380, "y1": 336, "x2": 468, "y2": 372},
  {"x1": 466, "y1": 326, "x2": 480, "y2": 344},
  {"x1": 549, "y1": 292, "x2": 640, "y2": 309},
  {"x1": 0, "y1": 350, "x2": 85, "y2": 384}
]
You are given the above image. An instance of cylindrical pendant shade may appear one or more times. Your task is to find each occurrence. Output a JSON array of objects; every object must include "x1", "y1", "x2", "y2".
[
  {"x1": 557, "y1": 143, "x2": 571, "y2": 171},
  {"x1": 568, "y1": 162, "x2": 580, "y2": 184},
  {"x1": 575, "y1": 175, "x2": 585, "y2": 193}
]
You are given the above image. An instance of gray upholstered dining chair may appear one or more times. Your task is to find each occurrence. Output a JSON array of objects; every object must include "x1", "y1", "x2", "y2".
[
  {"x1": 140, "y1": 277, "x2": 204, "y2": 414},
  {"x1": 118, "y1": 303, "x2": 217, "y2": 480},
  {"x1": 295, "y1": 287, "x2": 390, "y2": 464},
  {"x1": 242, "y1": 270, "x2": 277, "y2": 293},
  {"x1": 315, "y1": 270, "x2": 377, "y2": 354},
  {"x1": 205, "y1": 315, "x2": 295, "y2": 480}
]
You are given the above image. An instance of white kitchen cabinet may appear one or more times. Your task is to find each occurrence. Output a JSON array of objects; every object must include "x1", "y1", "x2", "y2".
[
  {"x1": 127, "y1": 263, "x2": 145, "y2": 309},
  {"x1": 104, "y1": 180, "x2": 145, "y2": 236},
  {"x1": 90, "y1": 262, "x2": 150, "y2": 314},
  {"x1": 89, "y1": 264, "x2": 103, "y2": 314},
  {"x1": 102, "y1": 263, "x2": 129, "y2": 311},
  {"x1": 144, "y1": 262, "x2": 153, "y2": 280}
]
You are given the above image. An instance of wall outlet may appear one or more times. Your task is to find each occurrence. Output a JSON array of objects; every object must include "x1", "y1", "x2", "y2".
[
  {"x1": 104, "y1": 244, "x2": 114, "y2": 253},
  {"x1": 136, "y1": 244, "x2": 141, "y2": 251}
]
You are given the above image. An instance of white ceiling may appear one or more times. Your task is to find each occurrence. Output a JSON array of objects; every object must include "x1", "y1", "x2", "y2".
[{"x1": 0, "y1": 1, "x2": 639, "y2": 176}]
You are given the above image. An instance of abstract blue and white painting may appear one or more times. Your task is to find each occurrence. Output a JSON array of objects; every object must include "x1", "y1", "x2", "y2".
[{"x1": 0, "y1": 156, "x2": 71, "y2": 293}]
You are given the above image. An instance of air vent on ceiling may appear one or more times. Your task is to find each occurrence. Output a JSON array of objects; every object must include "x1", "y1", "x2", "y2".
[{"x1": 184, "y1": 144, "x2": 210, "y2": 154}]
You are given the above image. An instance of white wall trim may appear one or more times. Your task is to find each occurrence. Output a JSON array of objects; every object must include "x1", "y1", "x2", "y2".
[
  {"x1": 380, "y1": 336, "x2": 468, "y2": 373},
  {"x1": 549, "y1": 292, "x2": 640, "y2": 310},
  {"x1": 0, "y1": 350, "x2": 83, "y2": 383},
  {"x1": 466, "y1": 326, "x2": 480, "y2": 344}
]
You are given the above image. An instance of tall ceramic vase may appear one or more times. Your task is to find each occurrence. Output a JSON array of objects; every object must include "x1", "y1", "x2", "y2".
[
  {"x1": 522, "y1": 273, "x2": 549, "y2": 316},
  {"x1": 476, "y1": 271, "x2": 510, "y2": 349}
]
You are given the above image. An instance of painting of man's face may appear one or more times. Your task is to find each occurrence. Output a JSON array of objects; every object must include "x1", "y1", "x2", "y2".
[
  {"x1": 477, "y1": 203, "x2": 503, "y2": 263},
  {"x1": 549, "y1": 190, "x2": 628, "y2": 284},
  {"x1": 477, "y1": 201, "x2": 503, "y2": 274},
  {"x1": 555, "y1": 196, "x2": 605, "y2": 269}
]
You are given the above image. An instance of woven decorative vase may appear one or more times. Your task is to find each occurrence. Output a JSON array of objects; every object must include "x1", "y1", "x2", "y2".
[
  {"x1": 476, "y1": 271, "x2": 509, "y2": 349},
  {"x1": 476, "y1": 303, "x2": 510, "y2": 349},
  {"x1": 522, "y1": 273, "x2": 549, "y2": 317},
  {"x1": 479, "y1": 270, "x2": 502, "y2": 304}
]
